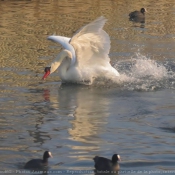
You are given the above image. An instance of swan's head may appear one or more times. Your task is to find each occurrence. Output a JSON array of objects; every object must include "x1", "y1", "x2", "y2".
[
  {"x1": 42, "y1": 50, "x2": 72, "y2": 80},
  {"x1": 42, "y1": 67, "x2": 51, "y2": 80}
]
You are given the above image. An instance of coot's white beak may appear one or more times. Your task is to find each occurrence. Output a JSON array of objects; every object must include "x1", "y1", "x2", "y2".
[
  {"x1": 48, "y1": 152, "x2": 53, "y2": 158},
  {"x1": 118, "y1": 155, "x2": 121, "y2": 161}
]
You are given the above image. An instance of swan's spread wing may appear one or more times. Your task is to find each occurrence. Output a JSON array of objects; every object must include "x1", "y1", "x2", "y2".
[
  {"x1": 70, "y1": 16, "x2": 110, "y2": 67},
  {"x1": 47, "y1": 35, "x2": 76, "y2": 65}
]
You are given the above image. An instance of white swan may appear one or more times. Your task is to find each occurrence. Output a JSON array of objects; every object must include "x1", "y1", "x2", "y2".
[{"x1": 42, "y1": 16, "x2": 120, "y2": 84}]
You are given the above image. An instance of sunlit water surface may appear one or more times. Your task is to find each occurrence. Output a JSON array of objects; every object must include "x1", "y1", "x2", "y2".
[{"x1": 0, "y1": 0, "x2": 175, "y2": 175}]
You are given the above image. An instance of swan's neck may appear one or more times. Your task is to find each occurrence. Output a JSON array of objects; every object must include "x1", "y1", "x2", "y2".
[{"x1": 49, "y1": 49, "x2": 72, "y2": 74}]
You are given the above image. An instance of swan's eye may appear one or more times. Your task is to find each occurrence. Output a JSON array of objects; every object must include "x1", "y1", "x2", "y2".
[{"x1": 44, "y1": 67, "x2": 51, "y2": 72}]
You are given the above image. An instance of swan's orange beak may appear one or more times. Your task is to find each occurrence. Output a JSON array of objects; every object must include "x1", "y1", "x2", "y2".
[
  {"x1": 42, "y1": 70, "x2": 50, "y2": 80},
  {"x1": 42, "y1": 67, "x2": 51, "y2": 80}
]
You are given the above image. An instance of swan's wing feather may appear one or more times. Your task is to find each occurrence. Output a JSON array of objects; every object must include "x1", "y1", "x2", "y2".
[
  {"x1": 70, "y1": 16, "x2": 110, "y2": 67},
  {"x1": 47, "y1": 35, "x2": 76, "y2": 65},
  {"x1": 71, "y1": 16, "x2": 107, "y2": 40},
  {"x1": 48, "y1": 35, "x2": 71, "y2": 49}
]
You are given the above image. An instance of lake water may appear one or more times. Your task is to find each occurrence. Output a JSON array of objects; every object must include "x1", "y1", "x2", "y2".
[{"x1": 0, "y1": 0, "x2": 175, "y2": 175}]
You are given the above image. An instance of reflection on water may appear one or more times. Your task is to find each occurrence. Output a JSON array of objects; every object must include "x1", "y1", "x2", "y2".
[
  {"x1": 0, "y1": 0, "x2": 175, "y2": 175},
  {"x1": 59, "y1": 85, "x2": 110, "y2": 145},
  {"x1": 159, "y1": 127, "x2": 175, "y2": 133}
]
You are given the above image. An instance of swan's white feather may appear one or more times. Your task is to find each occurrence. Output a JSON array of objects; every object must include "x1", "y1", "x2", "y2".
[
  {"x1": 47, "y1": 35, "x2": 76, "y2": 65},
  {"x1": 70, "y1": 16, "x2": 110, "y2": 67}
]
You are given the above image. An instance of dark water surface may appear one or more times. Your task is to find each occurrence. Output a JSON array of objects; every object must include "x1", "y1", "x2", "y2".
[{"x1": 1, "y1": 0, "x2": 175, "y2": 175}]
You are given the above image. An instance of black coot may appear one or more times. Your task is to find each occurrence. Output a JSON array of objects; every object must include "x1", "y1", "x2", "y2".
[
  {"x1": 93, "y1": 154, "x2": 121, "y2": 172},
  {"x1": 129, "y1": 8, "x2": 147, "y2": 22},
  {"x1": 24, "y1": 151, "x2": 52, "y2": 169}
]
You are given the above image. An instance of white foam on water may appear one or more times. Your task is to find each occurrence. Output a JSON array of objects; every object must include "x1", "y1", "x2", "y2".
[
  {"x1": 93, "y1": 52, "x2": 175, "y2": 91},
  {"x1": 130, "y1": 53, "x2": 168, "y2": 79}
]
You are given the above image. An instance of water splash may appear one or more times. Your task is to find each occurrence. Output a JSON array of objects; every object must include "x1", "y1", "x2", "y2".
[
  {"x1": 93, "y1": 52, "x2": 175, "y2": 91},
  {"x1": 130, "y1": 54, "x2": 167, "y2": 79}
]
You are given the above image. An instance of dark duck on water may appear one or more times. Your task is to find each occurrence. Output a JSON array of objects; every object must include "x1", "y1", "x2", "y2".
[
  {"x1": 93, "y1": 154, "x2": 121, "y2": 172},
  {"x1": 129, "y1": 8, "x2": 147, "y2": 23},
  {"x1": 24, "y1": 151, "x2": 52, "y2": 169}
]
